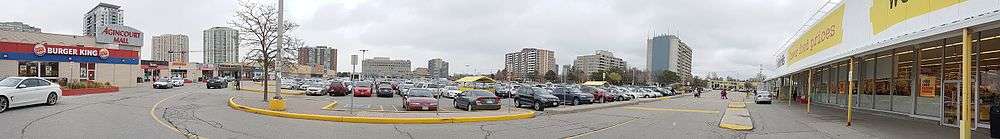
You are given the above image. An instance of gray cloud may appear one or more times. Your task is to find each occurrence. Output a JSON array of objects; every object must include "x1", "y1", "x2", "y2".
[{"x1": 2, "y1": 0, "x2": 825, "y2": 79}]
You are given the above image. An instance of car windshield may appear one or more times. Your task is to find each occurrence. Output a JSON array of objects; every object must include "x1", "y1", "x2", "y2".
[
  {"x1": 531, "y1": 88, "x2": 553, "y2": 95},
  {"x1": 408, "y1": 90, "x2": 434, "y2": 97},
  {"x1": 0, "y1": 78, "x2": 22, "y2": 87},
  {"x1": 355, "y1": 81, "x2": 372, "y2": 87},
  {"x1": 467, "y1": 91, "x2": 494, "y2": 97},
  {"x1": 566, "y1": 88, "x2": 583, "y2": 93}
]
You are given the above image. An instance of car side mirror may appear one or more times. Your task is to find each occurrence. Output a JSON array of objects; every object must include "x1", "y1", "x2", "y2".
[{"x1": 17, "y1": 84, "x2": 27, "y2": 88}]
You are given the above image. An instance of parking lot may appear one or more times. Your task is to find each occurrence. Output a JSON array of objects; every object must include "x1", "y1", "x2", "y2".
[{"x1": 317, "y1": 95, "x2": 520, "y2": 112}]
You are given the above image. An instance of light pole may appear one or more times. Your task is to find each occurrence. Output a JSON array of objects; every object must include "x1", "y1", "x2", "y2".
[
  {"x1": 359, "y1": 49, "x2": 368, "y2": 80},
  {"x1": 274, "y1": 0, "x2": 286, "y2": 100}
]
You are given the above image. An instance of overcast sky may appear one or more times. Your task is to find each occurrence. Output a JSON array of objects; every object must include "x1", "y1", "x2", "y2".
[{"x1": 2, "y1": 0, "x2": 826, "y2": 79}]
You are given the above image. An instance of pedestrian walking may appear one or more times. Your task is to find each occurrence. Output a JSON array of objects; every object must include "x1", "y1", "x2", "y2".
[
  {"x1": 721, "y1": 89, "x2": 728, "y2": 99},
  {"x1": 695, "y1": 88, "x2": 702, "y2": 98}
]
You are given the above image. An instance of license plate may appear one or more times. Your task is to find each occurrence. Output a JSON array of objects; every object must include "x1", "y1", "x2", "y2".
[
  {"x1": 485, "y1": 100, "x2": 494, "y2": 103},
  {"x1": 421, "y1": 106, "x2": 428, "y2": 110},
  {"x1": 552, "y1": 102, "x2": 559, "y2": 105}
]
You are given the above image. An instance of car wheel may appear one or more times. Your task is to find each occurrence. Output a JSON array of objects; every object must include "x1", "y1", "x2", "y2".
[
  {"x1": 46, "y1": 93, "x2": 58, "y2": 105},
  {"x1": 534, "y1": 102, "x2": 544, "y2": 111},
  {"x1": 572, "y1": 99, "x2": 579, "y2": 106},
  {"x1": 467, "y1": 104, "x2": 473, "y2": 111},
  {"x1": 0, "y1": 96, "x2": 7, "y2": 113}
]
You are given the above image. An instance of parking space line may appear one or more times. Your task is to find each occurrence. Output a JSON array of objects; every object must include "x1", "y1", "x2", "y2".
[
  {"x1": 622, "y1": 107, "x2": 719, "y2": 114},
  {"x1": 321, "y1": 101, "x2": 338, "y2": 110},
  {"x1": 392, "y1": 105, "x2": 399, "y2": 112},
  {"x1": 379, "y1": 105, "x2": 385, "y2": 111}
]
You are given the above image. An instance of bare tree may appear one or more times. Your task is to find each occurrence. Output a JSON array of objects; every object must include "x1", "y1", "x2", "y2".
[{"x1": 230, "y1": 1, "x2": 301, "y2": 100}]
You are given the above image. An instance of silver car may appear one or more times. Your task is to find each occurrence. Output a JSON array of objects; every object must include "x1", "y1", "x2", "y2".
[{"x1": 755, "y1": 91, "x2": 773, "y2": 104}]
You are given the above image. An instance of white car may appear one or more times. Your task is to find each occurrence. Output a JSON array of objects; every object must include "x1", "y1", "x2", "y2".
[
  {"x1": 0, "y1": 77, "x2": 63, "y2": 113},
  {"x1": 170, "y1": 77, "x2": 185, "y2": 87},
  {"x1": 443, "y1": 86, "x2": 461, "y2": 98},
  {"x1": 152, "y1": 78, "x2": 173, "y2": 89},
  {"x1": 304, "y1": 83, "x2": 328, "y2": 96}
]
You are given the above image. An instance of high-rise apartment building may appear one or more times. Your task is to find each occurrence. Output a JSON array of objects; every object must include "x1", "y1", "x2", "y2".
[
  {"x1": 297, "y1": 46, "x2": 338, "y2": 70},
  {"x1": 83, "y1": 3, "x2": 124, "y2": 36},
  {"x1": 151, "y1": 34, "x2": 189, "y2": 63},
  {"x1": 504, "y1": 48, "x2": 556, "y2": 82},
  {"x1": 362, "y1": 57, "x2": 411, "y2": 78},
  {"x1": 428, "y1": 58, "x2": 449, "y2": 79},
  {"x1": 0, "y1": 22, "x2": 41, "y2": 32},
  {"x1": 203, "y1": 27, "x2": 239, "y2": 65},
  {"x1": 646, "y1": 34, "x2": 692, "y2": 79},
  {"x1": 573, "y1": 50, "x2": 627, "y2": 74}
]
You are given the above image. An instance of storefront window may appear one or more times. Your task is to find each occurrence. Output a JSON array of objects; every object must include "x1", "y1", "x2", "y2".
[
  {"x1": 81, "y1": 63, "x2": 95, "y2": 80},
  {"x1": 827, "y1": 66, "x2": 835, "y2": 104},
  {"x1": 916, "y1": 39, "x2": 943, "y2": 117},
  {"x1": 40, "y1": 62, "x2": 58, "y2": 77},
  {"x1": 894, "y1": 46, "x2": 914, "y2": 113},
  {"x1": 861, "y1": 56, "x2": 875, "y2": 108},
  {"x1": 18, "y1": 61, "x2": 38, "y2": 77},
  {"x1": 838, "y1": 61, "x2": 848, "y2": 106},
  {"x1": 875, "y1": 52, "x2": 893, "y2": 110},
  {"x1": 978, "y1": 28, "x2": 1000, "y2": 126}
]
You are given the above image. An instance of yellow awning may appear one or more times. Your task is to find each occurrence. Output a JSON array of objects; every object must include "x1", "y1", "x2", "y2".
[
  {"x1": 581, "y1": 81, "x2": 607, "y2": 86},
  {"x1": 454, "y1": 76, "x2": 496, "y2": 83}
]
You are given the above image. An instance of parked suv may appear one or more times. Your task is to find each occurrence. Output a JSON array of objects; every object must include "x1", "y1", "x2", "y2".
[
  {"x1": 551, "y1": 87, "x2": 594, "y2": 105},
  {"x1": 513, "y1": 87, "x2": 560, "y2": 111},
  {"x1": 206, "y1": 78, "x2": 227, "y2": 89}
]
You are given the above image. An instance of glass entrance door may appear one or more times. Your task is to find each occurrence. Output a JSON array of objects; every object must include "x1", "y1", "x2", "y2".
[
  {"x1": 943, "y1": 81, "x2": 960, "y2": 126},
  {"x1": 942, "y1": 80, "x2": 978, "y2": 130}
]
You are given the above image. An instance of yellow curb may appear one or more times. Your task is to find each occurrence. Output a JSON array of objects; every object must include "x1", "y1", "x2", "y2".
[
  {"x1": 228, "y1": 97, "x2": 536, "y2": 124},
  {"x1": 234, "y1": 88, "x2": 305, "y2": 96},
  {"x1": 321, "y1": 101, "x2": 338, "y2": 110},
  {"x1": 719, "y1": 123, "x2": 753, "y2": 131}
]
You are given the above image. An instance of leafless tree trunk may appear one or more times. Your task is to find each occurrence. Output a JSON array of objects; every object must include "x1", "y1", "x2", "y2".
[{"x1": 230, "y1": 1, "x2": 301, "y2": 100}]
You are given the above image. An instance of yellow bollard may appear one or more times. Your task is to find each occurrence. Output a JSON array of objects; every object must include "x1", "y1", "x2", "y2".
[{"x1": 269, "y1": 98, "x2": 286, "y2": 111}]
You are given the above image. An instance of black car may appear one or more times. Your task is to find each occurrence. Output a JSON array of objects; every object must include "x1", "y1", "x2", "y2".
[
  {"x1": 376, "y1": 84, "x2": 395, "y2": 97},
  {"x1": 206, "y1": 78, "x2": 227, "y2": 89},
  {"x1": 513, "y1": 87, "x2": 561, "y2": 111},
  {"x1": 454, "y1": 90, "x2": 502, "y2": 111},
  {"x1": 551, "y1": 87, "x2": 594, "y2": 106}
]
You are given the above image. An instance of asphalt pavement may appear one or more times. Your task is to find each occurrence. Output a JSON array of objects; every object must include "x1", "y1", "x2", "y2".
[{"x1": 7, "y1": 82, "x2": 954, "y2": 139}]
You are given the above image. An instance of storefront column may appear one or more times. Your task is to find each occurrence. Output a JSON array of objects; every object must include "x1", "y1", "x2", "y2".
[
  {"x1": 789, "y1": 75, "x2": 794, "y2": 106},
  {"x1": 847, "y1": 57, "x2": 855, "y2": 126},
  {"x1": 807, "y1": 69, "x2": 813, "y2": 113},
  {"x1": 960, "y1": 28, "x2": 973, "y2": 139}
]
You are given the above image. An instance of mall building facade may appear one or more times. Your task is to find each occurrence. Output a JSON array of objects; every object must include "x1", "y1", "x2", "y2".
[{"x1": 767, "y1": 0, "x2": 1000, "y2": 129}]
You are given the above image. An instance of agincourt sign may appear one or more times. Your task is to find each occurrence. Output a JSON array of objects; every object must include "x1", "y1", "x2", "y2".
[{"x1": 96, "y1": 25, "x2": 143, "y2": 46}]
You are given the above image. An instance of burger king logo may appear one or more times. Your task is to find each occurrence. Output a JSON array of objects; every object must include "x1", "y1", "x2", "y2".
[
  {"x1": 33, "y1": 44, "x2": 46, "y2": 56},
  {"x1": 98, "y1": 48, "x2": 110, "y2": 59}
]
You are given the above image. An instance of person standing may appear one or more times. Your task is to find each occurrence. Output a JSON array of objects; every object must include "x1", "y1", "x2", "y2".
[{"x1": 721, "y1": 89, "x2": 728, "y2": 99}]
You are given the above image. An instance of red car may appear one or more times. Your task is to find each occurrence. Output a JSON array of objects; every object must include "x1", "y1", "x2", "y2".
[
  {"x1": 581, "y1": 86, "x2": 614, "y2": 103},
  {"x1": 402, "y1": 88, "x2": 438, "y2": 111},
  {"x1": 327, "y1": 82, "x2": 349, "y2": 96},
  {"x1": 353, "y1": 81, "x2": 373, "y2": 97}
]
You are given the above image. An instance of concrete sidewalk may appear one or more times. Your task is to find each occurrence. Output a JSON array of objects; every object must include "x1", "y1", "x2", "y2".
[{"x1": 749, "y1": 99, "x2": 993, "y2": 139}]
